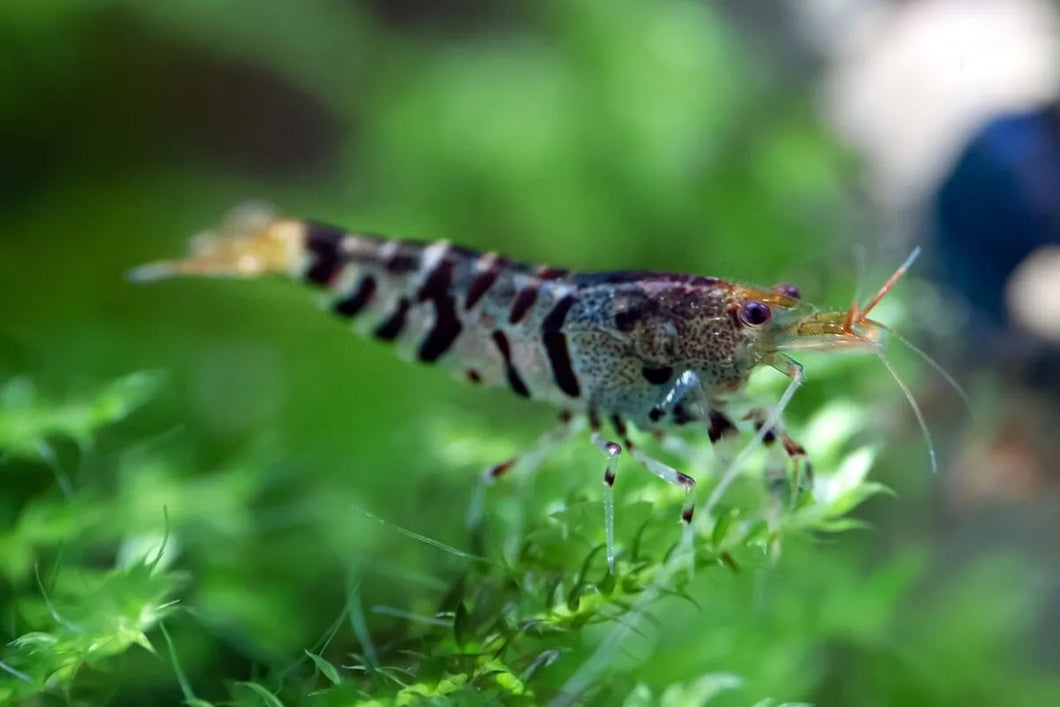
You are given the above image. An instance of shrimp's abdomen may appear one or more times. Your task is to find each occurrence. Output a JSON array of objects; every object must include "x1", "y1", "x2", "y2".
[{"x1": 300, "y1": 221, "x2": 588, "y2": 408}]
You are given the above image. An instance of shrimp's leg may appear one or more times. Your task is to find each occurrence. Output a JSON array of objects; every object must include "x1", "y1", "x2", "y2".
[
  {"x1": 746, "y1": 409, "x2": 813, "y2": 502},
  {"x1": 706, "y1": 408, "x2": 741, "y2": 470},
  {"x1": 590, "y1": 412, "x2": 622, "y2": 574},
  {"x1": 467, "y1": 410, "x2": 580, "y2": 532},
  {"x1": 609, "y1": 415, "x2": 697, "y2": 574},
  {"x1": 705, "y1": 357, "x2": 806, "y2": 515},
  {"x1": 652, "y1": 428, "x2": 694, "y2": 457},
  {"x1": 654, "y1": 408, "x2": 743, "y2": 486}
]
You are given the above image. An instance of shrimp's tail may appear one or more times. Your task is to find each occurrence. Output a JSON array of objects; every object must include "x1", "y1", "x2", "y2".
[{"x1": 127, "y1": 203, "x2": 306, "y2": 283}]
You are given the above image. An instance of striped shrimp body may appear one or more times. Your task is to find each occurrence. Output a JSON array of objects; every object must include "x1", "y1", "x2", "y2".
[{"x1": 134, "y1": 206, "x2": 920, "y2": 571}]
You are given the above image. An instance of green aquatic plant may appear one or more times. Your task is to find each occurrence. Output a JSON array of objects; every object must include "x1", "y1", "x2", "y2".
[{"x1": 0, "y1": 370, "x2": 896, "y2": 705}]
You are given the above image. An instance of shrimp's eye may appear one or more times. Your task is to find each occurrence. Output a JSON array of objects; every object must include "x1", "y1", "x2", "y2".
[
  {"x1": 773, "y1": 283, "x2": 800, "y2": 300},
  {"x1": 739, "y1": 299, "x2": 772, "y2": 326}
]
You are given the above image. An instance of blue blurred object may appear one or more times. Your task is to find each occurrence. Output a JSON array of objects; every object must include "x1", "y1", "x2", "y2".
[{"x1": 932, "y1": 101, "x2": 1060, "y2": 375}]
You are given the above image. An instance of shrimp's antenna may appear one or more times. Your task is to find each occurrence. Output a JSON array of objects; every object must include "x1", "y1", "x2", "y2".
[
  {"x1": 854, "y1": 246, "x2": 921, "y2": 326},
  {"x1": 873, "y1": 347, "x2": 938, "y2": 475},
  {"x1": 844, "y1": 245, "x2": 869, "y2": 331},
  {"x1": 871, "y1": 323, "x2": 973, "y2": 413},
  {"x1": 851, "y1": 244, "x2": 869, "y2": 308}
]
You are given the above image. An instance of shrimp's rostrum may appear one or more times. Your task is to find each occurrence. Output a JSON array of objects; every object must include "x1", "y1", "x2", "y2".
[{"x1": 134, "y1": 205, "x2": 916, "y2": 571}]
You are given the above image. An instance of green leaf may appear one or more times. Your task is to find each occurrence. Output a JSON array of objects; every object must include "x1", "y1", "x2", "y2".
[
  {"x1": 710, "y1": 506, "x2": 737, "y2": 547},
  {"x1": 0, "y1": 372, "x2": 163, "y2": 458},
  {"x1": 453, "y1": 601, "x2": 471, "y2": 649},
  {"x1": 599, "y1": 570, "x2": 617, "y2": 596},
  {"x1": 237, "y1": 682, "x2": 285, "y2": 707},
  {"x1": 305, "y1": 650, "x2": 342, "y2": 686}
]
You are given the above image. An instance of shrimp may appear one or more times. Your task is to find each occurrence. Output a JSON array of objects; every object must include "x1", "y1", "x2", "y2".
[{"x1": 132, "y1": 204, "x2": 928, "y2": 571}]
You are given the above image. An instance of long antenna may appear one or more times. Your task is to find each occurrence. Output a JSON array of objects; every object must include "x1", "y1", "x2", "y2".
[
  {"x1": 874, "y1": 348, "x2": 938, "y2": 475},
  {"x1": 877, "y1": 324, "x2": 973, "y2": 413},
  {"x1": 854, "y1": 246, "x2": 922, "y2": 326}
]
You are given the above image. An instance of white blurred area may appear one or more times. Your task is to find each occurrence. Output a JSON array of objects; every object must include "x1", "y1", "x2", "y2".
[
  {"x1": 1008, "y1": 246, "x2": 1060, "y2": 342},
  {"x1": 801, "y1": 0, "x2": 1060, "y2": 211}
]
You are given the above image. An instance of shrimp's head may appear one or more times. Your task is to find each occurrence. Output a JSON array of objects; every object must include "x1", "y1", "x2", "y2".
[
  {"x1": 708, "y1": 247, "x2": 949, "y2": 476},
  {"x1": 672, "y1": 280, "x2": 886, "y2": 371},
  {"x1": 711, "y1": 283, "x2": 880, "y2": 371},
  {"x1": 721, "y1": 282, "x2": 811, "y2": 364},
  {"x1": 753, "y1": 247, "x2": 922, "y2": 359}
]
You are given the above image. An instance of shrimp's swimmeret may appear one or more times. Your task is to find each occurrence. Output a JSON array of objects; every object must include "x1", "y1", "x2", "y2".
[{"x1": 133, "y1": 205, "x2": 929, "y2": 572}]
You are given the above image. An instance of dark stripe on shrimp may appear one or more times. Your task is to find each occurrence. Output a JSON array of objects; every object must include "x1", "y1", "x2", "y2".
[
  {"x1": 541, "y1": 295, "x2": 580, "y2": 397},
  {"x1": 465, "y1": 255, "x2": 504, "y2": 311},
  {"x1": 416, "y1": 254, "x2": 462, "y2": 362},
  {"x1": 304, "y1": 222, "x2": 346, "y2": 286},
  {"x1": 491, "y1": 330, "x2": 530, "y2": 398},
  {"x1": 508, "y1": 283, "x2": 538, "y2": 324},
  {"x1": 535, "y1": 266, "x2": 570, "y2": 280},
  {"x1": 333, "y1": 274, "x2": 377, "y2": 317},
  {"x1": 374, "y1": 297, "x2": 410, "y2": 341},
  {"x1": 385, "y1": 242, "x2": 421, "y2": 274}
]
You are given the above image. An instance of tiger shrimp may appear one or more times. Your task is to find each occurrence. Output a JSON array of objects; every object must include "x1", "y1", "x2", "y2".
[{"x1": 132, "y1": 205, "x2": 933, "y2": 572}]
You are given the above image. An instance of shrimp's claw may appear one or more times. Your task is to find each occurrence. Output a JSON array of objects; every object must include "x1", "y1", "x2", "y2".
[{"x1": 128, "y1": 203, "x2": 304, "y2": 283}]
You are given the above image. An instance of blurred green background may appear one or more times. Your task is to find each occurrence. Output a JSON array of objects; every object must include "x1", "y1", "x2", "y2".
[{"x1": 3, "y1": 1, "x2": 1059, "y2": 705}]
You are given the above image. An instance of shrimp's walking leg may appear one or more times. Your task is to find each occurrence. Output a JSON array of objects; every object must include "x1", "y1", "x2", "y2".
[
  {"x1": 590, "y1": 414, "x2": 622, "y2": 574},
  {"x1": 705, "y1": 357, "x2": 805, "y2": 515},
  {"x1": 706, "y1": 409, "x2": 741, "y2": 471},
  {"x1": 609, "y1": 415, "x2": 697, "y2": 574},
  {"x1": 746, "y1": 409, "x2": 813, "y2": 502},
  {"x1": 466, "y1": 411, "x2": 581, "y2": 533}
]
